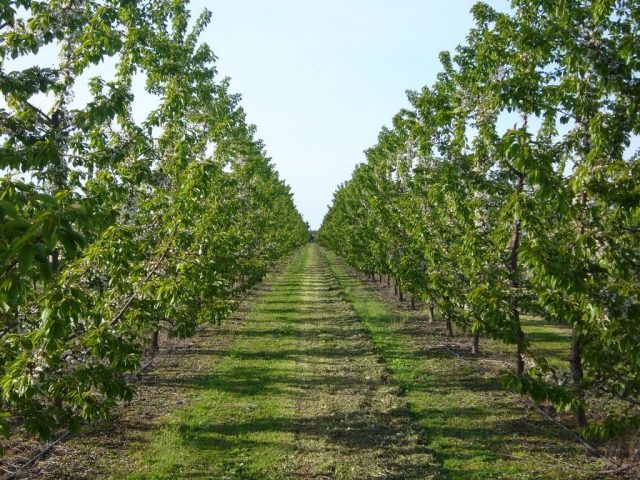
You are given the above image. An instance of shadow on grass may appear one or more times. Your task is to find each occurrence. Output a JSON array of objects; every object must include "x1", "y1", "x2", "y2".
[
  {"x1": 165, "y1": 407, "x2": 436, "y2": 480},
  {"x1": 322, "y1": 253, "x2": 598, "y2": 480}
]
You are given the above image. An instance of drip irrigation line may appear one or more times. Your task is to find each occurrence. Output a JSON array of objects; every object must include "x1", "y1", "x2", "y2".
[
  {"x1": 358, "y1": 271, "x2": 631, "y2": 477},
  {"x1": 0, "y1": 262, "x2": 281, "y2": 479}
]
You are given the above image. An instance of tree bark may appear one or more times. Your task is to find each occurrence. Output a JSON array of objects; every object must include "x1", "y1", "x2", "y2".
[
  {"x1": 570, "y1": 325, "x2": 588, "y2": 428},
  {"x1": 445, "y1": 315, "x2": 453, "y2": 337},
  {"x1": 399, "y1": 285, "x2": 404, "y2": 302},
  {"x1": 570, "y1": 190, "x2": 588, "y2": 428},
  {"x1": 410, "y1": 296, "x2": 415, "y2": 310},
  {"x1": 471, "y1": 332, "x2": 480, "y2": 355},
  {"x1": 515, "y1": 326, "x2": 525, "y2": 377},
  {"x1": 429, "y1": 301, "x2": 435, "y2": 323},
  {"x1": 510, "y1": 171, "x2": 526, "y2": 378},
  {"x1": 51, "y1": 249, "x2": 60, "y2": 273},
  {"x1": 152, "y1": 330, "x2": 159, "y2": 353}
]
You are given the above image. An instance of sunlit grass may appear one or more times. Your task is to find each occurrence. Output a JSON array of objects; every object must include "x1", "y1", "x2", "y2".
[
  {"x1": 322, "y1": 248, "x2": 606, "y2": 480},
  {"x1": 123, "y1": 251, "x2": 309, "y2": 479}
]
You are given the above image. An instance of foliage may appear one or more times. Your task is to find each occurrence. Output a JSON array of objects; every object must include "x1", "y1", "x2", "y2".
[
  {"x1": 0, "y1": 0, "x2": 307, "y2": 447},
  {"x1": 319, "y1": 0, "x2": 640, "y2": 438}
]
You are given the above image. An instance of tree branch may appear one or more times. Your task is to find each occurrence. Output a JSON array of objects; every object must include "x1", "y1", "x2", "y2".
[{"x1": 109, "y1": 241, "x2": 173, "y2": 327}]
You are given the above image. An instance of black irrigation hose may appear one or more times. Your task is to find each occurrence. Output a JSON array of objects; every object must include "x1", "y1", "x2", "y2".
[
  {"x1": 1, "y1": 256, "x2": 294, "y2": 480},
  {"x1": 430, "y1": 337, "x2": 622, "y2": 471},
  {"x1": 1, "y1": 352, "x2": 160, "y2": 480},
  {"x1": 2, "y1": 432, "x2": 70, "y2": 480},
  {"x1": 355, "y1": 270, "x2": 631, "y2": 476}
]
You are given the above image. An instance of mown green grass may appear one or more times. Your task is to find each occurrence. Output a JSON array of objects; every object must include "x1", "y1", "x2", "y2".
[
  {"x1": 122, "y1": 250, "x2": 310, "y2": 479},
  {"x1": 321, "y1": 248, "x2": 608, "y2": 480},
  {"x1": 120, "y1": 244, "x2": 439, "y2": 479},
  {"x1": 119, "y1": 244, "x2": 607, "y2": 479},
  {"x1": 522, "y1": 316, "x2": 572, "y2": 368},
  {"x1": 444, "y1": 315, "x2": 573, "y2": 373},
  {"x1": 470, "y1": 314, "x2": 572, "y2": 370}
]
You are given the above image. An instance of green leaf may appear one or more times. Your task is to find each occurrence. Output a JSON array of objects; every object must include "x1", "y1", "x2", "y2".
[
  {"x1": 18, "y1": 246, "x2": 35, "y2": 274},
  {"x1": 0, "y1": 411, "x2": 11, "y2": 439}
]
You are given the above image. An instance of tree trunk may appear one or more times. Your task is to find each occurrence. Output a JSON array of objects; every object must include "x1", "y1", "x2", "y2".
[
  {"x1": 387, "y1": 275, "x2": 390, "y2": 288},
  {"x1": 471, "y1": 332, "x2": 480, "y2": 355},
  {"x1": 516, "y1": 327, "x2": 525, "y2": 377},
  {"x1": 445, "y1": 315, "x2": 453, "y2": 337},
  {"x1": 570, "y1": 190, "x2": 589, "y2": 428},
  {"x1": 399, "y1": 286, "x2": 404, "y2": 302},
  {"x1": 410, "y1": 296, "x2": 415, "y2": 310},
  {"x1": 510, "y1": 171, "x2": 526, "y2": 378},
  {"x1": 570, "y1": 326, "x2": 588, "y2": 428},
  {"x1": 51, "y1": 249, "x2": 60, "y2": 273},
  {"x1": 394, "y1": 281, "x2": 398, "y2": 297},
  {"x1": 151, "y1": 330, "x2": 159, "y2": 353},
  {"x1": 429, "y1": 301, "x2": 435, "y2": 323}
]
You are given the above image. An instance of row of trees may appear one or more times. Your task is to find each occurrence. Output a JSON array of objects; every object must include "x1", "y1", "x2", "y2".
[
  {"x1": 319, "y1": 0, "x2": 639, "y2": 438},
  {"x1": 0, "y1": 1, "x2": 307, "y2": 447}
]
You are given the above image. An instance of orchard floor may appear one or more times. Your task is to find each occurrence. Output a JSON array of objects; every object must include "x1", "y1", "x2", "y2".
[{"x1": 15, "y1": 244, "x2": 618, "y2": 479}]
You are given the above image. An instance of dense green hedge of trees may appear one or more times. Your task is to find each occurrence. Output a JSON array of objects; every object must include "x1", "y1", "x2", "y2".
[
  {"x1": 319, "y1": 0, "x2": 639, "y2": 438},
  {"x1": 0, "y1": 0, "x2": 307, "y2": 446}
]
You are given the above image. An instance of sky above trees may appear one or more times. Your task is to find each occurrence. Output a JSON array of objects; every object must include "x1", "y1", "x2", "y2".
[{"x1": 199, "y1": 0, "x2": 512, "y2": 228}]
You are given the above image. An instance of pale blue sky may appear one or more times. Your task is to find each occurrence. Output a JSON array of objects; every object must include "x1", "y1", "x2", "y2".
[{"x1": 194, "y1": 1, "x2": 512, "y2": 228}]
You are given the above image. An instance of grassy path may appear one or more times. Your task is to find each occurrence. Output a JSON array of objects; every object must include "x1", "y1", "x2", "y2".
[
  {"x1": 120, "y1": 244, "x2": 610, "y2": 479},
  {"x1": 126, "y1": 244, "x2": 438, "y2": 479},
  {"x1": 321, "y1": 248, "x2": 609, "y2": 480}
]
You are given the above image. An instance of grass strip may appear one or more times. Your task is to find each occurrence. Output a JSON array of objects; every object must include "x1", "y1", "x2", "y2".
[
  {"x1": 322, "y1": 248, "x2": 608, "y2": 480},
  {"x1": 123, "y1": 250, "x2": 309, "y2": 479}
]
